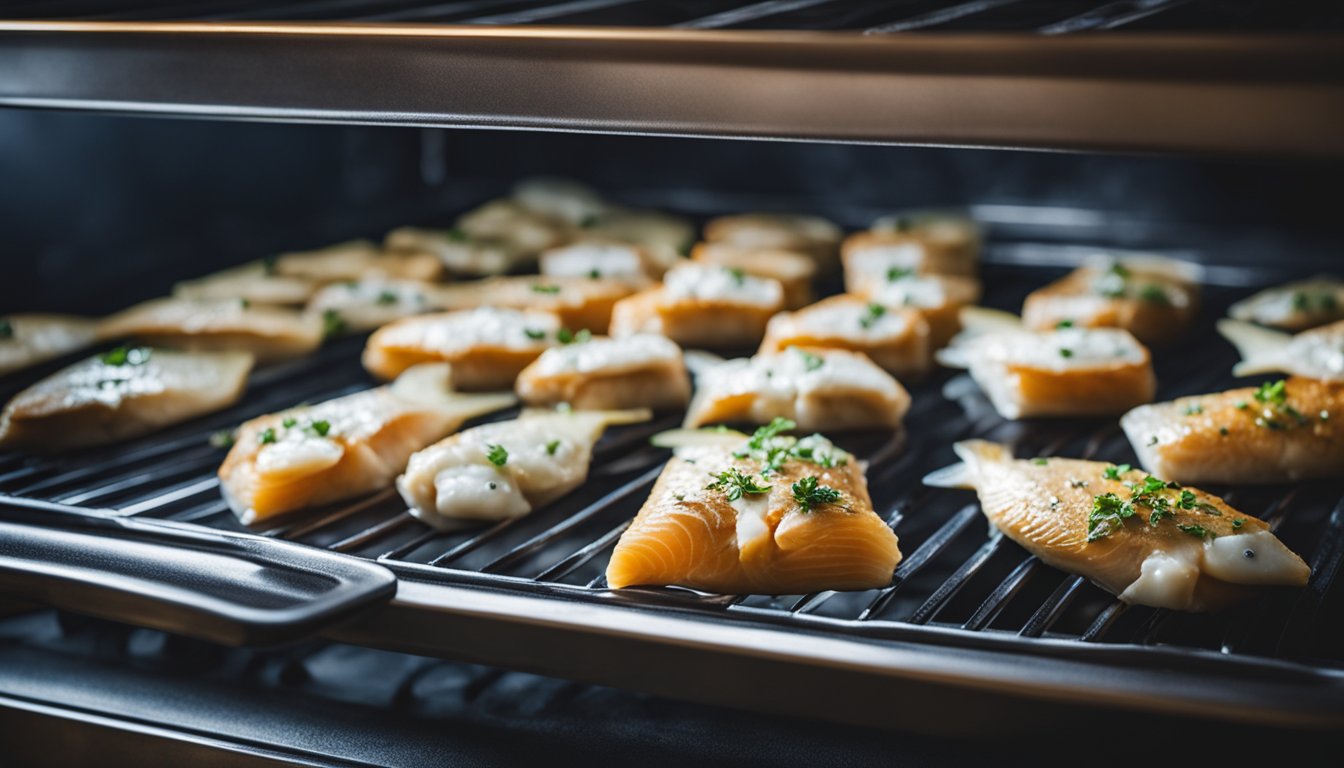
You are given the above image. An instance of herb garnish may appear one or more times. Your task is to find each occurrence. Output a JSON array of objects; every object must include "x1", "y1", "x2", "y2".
[
  {"x1": 523, "y1": 328, "x2": 547, "y2": 340},
  {"x1": 1250, "y1": 379, "x2": 1309, "y2": 430},
  {"x1": 1055, "y1": 319, "x2": 1074, "y2": 329},
  {"x1": 282, "y1": 417, "x2": 298, "y2": 429},
  {"x1": 557, "y1": 328, "x2": 591, "y2": 345},
  {"x1": 1058, "y1": 348, "x2": 1074, "y2": 359},
  {"x1": 258, "y1": 427, "x2": 277, "y2": 445},
  {"x1": 1177, "y1": 523, "x2": 1210, "y2": 539},
  {"x1": 887, "y1": 267, "x2": 914, "y2": 282},
  {"x1": 1184, "y1": 404, "x2": 1204, "y2": 416},
  {"x1": 261, "y1": 255, "x2": 278, "y2": 275},
  {"x1": 1102, "y1": 463, "x2": 1131, "y2": 481},
  {"x1": 1138, "y1": 284, "x2": 1169, "y2": 304},
  {"x1": 588, "y1": 269, "x2": 601, "y2": 279},
  {"x1": 791, "y1": 476, "x2": 843, "y2": 513},
  {"x1": 446, "y1": 227, "x2": 468, "y2": 243},
  {"x1": 725, "y1": 267, "x2": 746, "y2": 286},
  {"x1": 0, "y1": 318, "x2": 11, "y2": 339},
  {"x1": 797, "y1": 348, "x2": 825, "y2": 372},
  {"x1": 306, "y1": 419, "x2": 331, "y2": 438},
  {"x1": 101, "y1": 346, "x2": 151, "y2": 366},
  {"x1": 531, "y1": 284, "x2": 562, "y2": 295},
  {"x1": 322, "y1": 309, "x2": 347, "y2": 338},
  {"x1": 1032, "y1": 458, "x2": 1049, "y2": 465},
  {"x1": 1232, "y1": 518, "x2": 1246, "y2": 530},
  {"x1": 1088, "y1": 493, "x2": 1135, "y2": 541},
  {"x1": 858, "y1": 303, "x2": 886, "y2": 330},
  {"x1": 705, "y1": 468, "x2": 771, "y2": 502},
  {"x1": 376, "y1": 290, "x2": 399, "y2": 306},
  {"x1": 485, "y1": 444, "x2": 508, "y2": 467},
  {"x1": 545, "y1": 439, "x2": 561, "y2": 456}
]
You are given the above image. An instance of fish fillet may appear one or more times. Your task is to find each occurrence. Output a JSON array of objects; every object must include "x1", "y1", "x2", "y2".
[
  {"x1": 516, "y1": 334, "x2": 690, "y2": 411},
  {"x1": 0, "y1": 347, "x2": 253, "y2": 452},
  {"x1": 607, "y1": 427, "x2": 900, "y2": 593},
  {"x1": 99, "y1": 298, "x2": 323, "y2": 363},
  {"x1": 219, "y1": 363, "x2": 515, "y2": 524},
  {"x1": 305, "y1": 278, "x2": 437, "y2": 333},
  {"x1": 363, "y1": 306, "x2": 561, "y2": 388},
  {"x1": 0, "y1": 314, "x2": 100, "y2": 377},
  {"x1": 1121, "y1": 377, "x2": 1343, "y2": 484},
  {"x1": 1218, "y1": 318, "x2": 1344, "y2": 381},
  {"x1": 924, "y1": 440, "x2": 1310, "y2": 611},
  {"x1": 1020, "y1": 256, "x2": 1200, "y2": 345},
  {"x1": 1227, "y1": 276, "x2": 1344, "y2": 332},
  {"x1": 703, "y1": 212, "x2": 841, "y2": 274},
  {"x1": 691, "y1": 242, "x2": 817, "y2": 309},
  {"x1": 173, "y1": 262, "x2": 317, "y2": 306},
  {"x1": 758, "y1": 294, "x2": 932, "y2": 379},
  {"x1": 866, "y1": 209, "x2": 982, "y2": 275},
  {"x1": 430, "y1": 275, "x2": 635, "y2": 335},
  {"x1": 275, "y1": 239, "x2": 444, "y2": 283},
  {"x1": 398, "y1": 408, "x2": 649, "y2": 529},
  {"x1": 858, "y1": 273, "x2": 982, "y2": 349},
  {"x1": 609, "y1": 263, "x2": 785, "y2": 351}
]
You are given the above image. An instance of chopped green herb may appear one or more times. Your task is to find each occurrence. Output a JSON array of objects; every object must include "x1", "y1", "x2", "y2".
[
  {"x1": 1136, "y1": 475, "x2": 1171, "y2": 496},
  {"x1": 1177, "y1": 523, "x2": 1211, "y2": 539},
  {"x1": 1058, "y1": 348, "x2": 1074, "y2": 359},
  {"x1": 1177, "y1": 489, "x2": 1199, "y2": 510},
  {"x1": 1219, "y1": 426, "x2": 1230, "y2": 435},
  {"x1": 1138, "y1": 284, "x2": 1169, "y2": 304},
  {"x1": 1148, "y1": 505, "x2": 1174, "y2": 526},
  {"x1": 705, "y1": 467, "x2": 771, "y2": 502},
  {"x1": 1235, "y1": 401, "x2": 1249, "y2": 410},
  {"x1": 261, "y1": 255, "x2": 278, "y2": 275},
  {"x1": 485, "y1": 443, "x2": 508, "y2": 467},
  {"x1": 1322, "y1": 293, "x2": 1339, "y2": 311},
  {"x1": 101, "y1": 346, "x2": 151, "y2": 366},
  {"x1": 672, "y1": 493, "x2": 685, "y2": 501},
  {"x1": 557, "y1": 328, "x2": 591, "y2": 345},
  {"x1": 446, "y1": 227, "x2": 468, "y2": 243},
  {"x1": 524, "y1": 328, "x2": 547, "y2": 340},
  {"x1": 745, "y1": 417, "x2": 796, "y2": 453},
  {"x1": 1055, "y1": 319, "x2": 1074, "y2": 329},
  {"x1": 545, "y1": 439, "x2": 561, "y2": 456},
  {"x1": 588, "y1": 268, "x2": 602, "y2": 279},
  {"x1": 1102, "y1": 464, "x2": 1132, "y2": 481},
  {"x1": 209, "y1": 429, "x2": 235, "y2": 449},
  {"x1": 725, "y1": 267, "x2": 747, "y2": 286},
  {"x1": 1088, "y1": 492, "x2": 1136, "y2": 541},
  {"x1": 322, "y1": 309, "x2": 347, "y2": 338},
  {"x1": 531, "y1": 284, "x2": 562, "y2": 295},
  {"x1": 258, "y1": 427, "x2": 277, "y2": 445},
  {"x1": 1253, "y1": 379, "x2": 1287, "y2": 406},
  {"x1": 1147, "y1": 435, "x2": 1159, "y2": 446},
  {"x1": 797, "y1": 348, "x2": 825, "y2": 372},
  {"x1": 1232, "y1": 518, "x2": 1246, "y2": 530},
  {"x1": 376, "y1": 290, "x2": 399, "y2": 306},
  {"x1": 886, "y1": 266, "x2": 914, "y2": 282},
  {"x1": 858, "y1": 303, "x2": 886, "y2": 330},
  {"x1": 307, "y1": 419, "x2": 331, "y2": 437},
  {"x1": 282, "y1": 417, "x2": 298, "y2": 429},
  {"x1": 1292, "y1": 292, "x2": 1310, "y2": 312},
  {"x1": 239, "y1": 298, "x2": 251, "y2": 309},
  {"x1": 791, "y1": 476, "x2": 843, "y2": 512},
  {"x1": 1184, "y1": 403, "x2": 1204, "y2": 416},
  {"x1": 1032, "y1": 458, "x2": 1049, "y2": 465},
  {"x1": 579, "y1": 214, "x2": 599, "y2": 228}
]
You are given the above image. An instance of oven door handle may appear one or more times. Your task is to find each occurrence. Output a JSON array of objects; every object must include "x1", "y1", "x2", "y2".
[{"x1": 0, "y1": 495, "x2": 397, "y2": 646}]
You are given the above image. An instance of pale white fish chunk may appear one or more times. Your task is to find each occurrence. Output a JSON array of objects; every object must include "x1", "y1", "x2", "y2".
[
  {"x1": 516, "y1": 333, "x2": 691, "y2": 411},
  {"x1": 0, "y1": 314, "x2": 100, "y2": 376},
  {"x1": 173, "y1": 262, "x2": 317, "y2": 305},
  {"x1": 1219, "y1": 318, "x2": 1344, "y2": 381},
  {"x1": 305, "y1": 278, "x2": 437, "y2": 332},
  {"x1": 1227, "y1": 276, "x2": 1344, "y2": 331},
  {"x1": 98, "y1": 298, "x2": 323, "y2": 363}
]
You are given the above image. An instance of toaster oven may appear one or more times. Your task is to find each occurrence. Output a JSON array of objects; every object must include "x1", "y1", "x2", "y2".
[{"x1": 1, "y1": 2, "x2": 1343, "y2": 765}]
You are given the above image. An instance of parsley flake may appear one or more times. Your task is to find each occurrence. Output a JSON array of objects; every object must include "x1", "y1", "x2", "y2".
[
  {"x1": 792, "y1": 476, "x2": 843, "y2": 512},
  {"x1": 858, "y1": 303, "x2": 886, "y2": 330},
  {"x1": 797, "y1": 348, "x2": 825, "y2": 372},
  {"x1": 706, "y1": 468, "x2": 771, "y2": 502},
  {"x1": 376, "y1": 290, "x2": 399, "y2": 306},
  {"x1": 101, "y1": 346, "x2": 152, "y2": 366},
  {"x1": 258, "y1": 427, "x2": 277, "y2": 445},
  {"x1": 523, "y1": 328, "x2": 547, "y2": 340},
  {"x1": 531, "y1": 284, "x2": 562, "y2": 295},
  {"x1": 545, "y1": 439, "x2": 561, "y2": 456},
  {"x1": 1232, "y1": 518, "x2": 1246, "y2": 530},
  {"x1": 306, "y1": 419, "x2": 331, "y2": 438},
  {"x1": 1102, "y1": 463, "x2": 1132, "y2": 481},
  {"x1": 725, "y1": 267, "x2": 746, "y2": 286},
  {"x1": 886, "y1": 266, "x2": 914, "y2": 282},
  {"x1": 557, "y1": 328, "x2": 591, "y2": 345},
  {"x1": 282, "y1": 417, "x2": 298, "y2": 429},
  {"x1": 322, "y1": 309, "x2": 347, "y2": 338},
  {"x1": 1055, "y1": 319, "x2": 1074, "y2": 329},
  {"x1": 0, "y1": 318, "x2": 11, "y2": 339},
  {"x1": 1177, "y1": 523, "x2": 1211, "y2": 539},
  {"x1": 1088, "y1": 492, "x2": 1135, "y2": 541},
  {"x1": 485, "y1": 444, "x2": 509, "y2": 467}
]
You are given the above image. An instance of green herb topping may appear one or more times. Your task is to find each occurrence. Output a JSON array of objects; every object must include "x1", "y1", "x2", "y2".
[
  {"x1": 376, "y1": 290, "x2": 399, "y2": 306},
  {"x1": 261, "y1": 255, "x2": 278, "y2": 275},
  {"x1": 322, "y1": 309, "x2": 347, "y2": 338},
  {"x1": 524, "y1": 328, "x2": 547, "y2": 340},
  {"x1": 485, "y1": 444, "x2": 509, "y2": 467},
  {"x1": 557, "y1": 328, "x2": 592, "y2": 345},
  {"x1": 1058, "y1": 348, "x2": 1074, "y2": 358},
  {"x1": 1138, "y1": 284, "x2": 1169, "y2": 304},
  {"x1": 858, "y1": 303, "x2": 886, "y2": 330},
  {"x1": 282, "y1": 417, "x2": 298, "y2": 429},
  {"x1": 1102, "y1": 463, "x2": 1132, "y2": 481},
  {"x1": 705, "y1": 467, "x2": 771, "y2": 502},
  {"x1": 531, "y1": 284, "x2": 562, "y2": 295},
  {"x1": 1032, "y1": 458, "x2": 1049, "y2": 465},
  {"x1": 258, "y1": 427, "x2": 277, "y2": 445},
  {"x1": 545, "y1": 439, "x2": 561, "y2": 456},
  {"x1": 725, "y1": 267, "x2": 746, "y2": 286},
  {"x1": 1088, "y1": 493, "x2": 1136, "y2": 541},
  {"x1": 446, "y1": 227, "x2": 468, "y2": 243},
  {"x1": 1184, "y1": 404, "x2": 1204, "y2": 416},
  {"x1": 886, "y1": 266, "x2": 914, "y2": 282},
  {"x1": 101, "y1": 346, "x2": 152, "y2": 366},
  {"x1": 1232, "y1": 518, "x2": 1246, "y2": 530},
  {"x1": 1055, "y1": 319, "x2": 1074, "y2": 329},
  {"x1": 306, "y1": 419, "x2": 331, "y2": 438},
  {"x1": 791, "y1": 476, "x2": 843, "y2": 513},
  {"x1": 1177, "y1": 523, "x2": 1210, "y2": 539},
  {"x1": 797, "y1": 348, "x2": 825, "y2": 372}
]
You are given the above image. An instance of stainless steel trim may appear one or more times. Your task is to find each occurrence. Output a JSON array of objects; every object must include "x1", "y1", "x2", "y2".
[{"x1": 0, "y1": 22, "x2": 1341, "y2": 155}]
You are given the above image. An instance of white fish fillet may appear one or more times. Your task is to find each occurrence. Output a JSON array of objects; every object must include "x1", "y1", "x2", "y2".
[
  {"x1": 398, "y1": 408, "x2": 649, "y2": 529},
  {"x1": 1227, "y1": 276, "x2": 1344, "y2": 331},
  {"x1": 173, "y1": 262, "x2": 316, "y2": 305},
  {"x1": 305, "y1": 278, "x2": 438, "y2": 333},
  {"x1": 0, "y1": 347, "x2": 253, "y2": 452},
  {"x1": 1218, "y1": 318, "x2": 1344, "y2": 381},
  {"x1": 516, "y1": 334, "x2": 691, "y2": 411},
  {"x1": 274, "y1": 239, "x2": 444, "y2": 283},
  {"x1": 99, "y1": 298, "x2": 323, "y2": 363},
  {"x1": 0, "y1": 314, "x2": 100, "y2": 376}
]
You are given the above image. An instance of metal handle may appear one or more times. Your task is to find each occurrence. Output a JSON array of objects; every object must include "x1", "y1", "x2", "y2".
[{"x1": 0, "y1": 496, "x2": 397, "y2": 646}]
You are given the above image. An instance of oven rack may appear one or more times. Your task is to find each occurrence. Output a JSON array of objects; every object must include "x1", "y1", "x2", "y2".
[
  {"x1": 0, "y1": 230, "x2": 1340, "y2": 733},
  {"x1": 1, "y1": 5, "x2": 1342, "y2": 156}
]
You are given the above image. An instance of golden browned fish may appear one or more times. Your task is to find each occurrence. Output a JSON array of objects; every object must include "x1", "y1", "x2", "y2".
[
  {"x1": 691, "y1": 242, "x2": 816, "y2": 309},
  {"x1": 608, "y1": 263, "x2": 785, "y2": 351},
  {"x1": 0, "y1": 347, "x2": 253, "y2": 452},
  {"x1": 363, "y1": 307, "x2": 560, "y2": 388},
  {"x1": 173, "y1": 262, "x2": 317, "y2": 306},
  {"x1": 758, "y1": 295, "x2": 932, "y2": 380},
  {"x1": 938, "y1": 308, "x2": 1155, "y2": 419},
  {"x1": 867, "y1": 209, "x2": 982, "y2": 275},
  {"x1": 99, "y1": 298, "x2": 323, "y2": 363},
  {"x1": 684, "y1": 346, "x2": 910, "y2": 431},
  {"x1": 515, "y1": 334, "x2": 690, "y2": 411},
  {"x1": 1227, "y1": 276, "x2": 1344, "y2": 332},
  {"x1": 274, "y1": 239, "x2": 444, "y2": 283},
  {"x1": 0, "y1": 314, "x2": 100, "y2": 376},
  {"x1": 703, "y1": 212, "x2": 841, "y2": 274},
  {"x1": 1021, "y1": 256, "x2": 1200, "y2": 345},
  {"x1": 607, "y1": 423, "x2": 901, "y2": 593},
  {"x1": 398, "y1": 408, "x2": 649, "y2": 528},
  {"x1": 852, "y1": 272, "x2": 982, "y2": 349},
  {"x1": 1122, "y1": 377, "x2": 1343, "y2": 484},
  {"x1": 925, "y1": 440, "x2": 1310, "y2": 611},
  {"x1": 1218, "y1": 318, "x2": 1344, "y2": 382},
  {"x1": 219, "y1": 363, "x2": 515, "y2": 525},
  {"x1": 539, "y1": 241, "x2": 660, "y2": 284},
  {"x1": 579, "y1": 208, "x2": 695, "y2": 273},
  {"x1": 430, "y1": 275, "x2": 635, "y2": 335},
  {"x1": 305, "y1": 277, "x2": 438, "y2": 333}
]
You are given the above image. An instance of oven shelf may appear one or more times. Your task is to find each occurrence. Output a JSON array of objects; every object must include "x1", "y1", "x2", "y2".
[
  {"x1": 0, "y1": 10, "x2": 1341, "y2": 155},
  {"x1": 0, "y1": 203, "x2": 1340, "y2": 733}
]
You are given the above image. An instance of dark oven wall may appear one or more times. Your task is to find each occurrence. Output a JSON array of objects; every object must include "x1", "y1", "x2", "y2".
[{"x1": 2, "y1": 108, "x2": 1341, "y2": 314}]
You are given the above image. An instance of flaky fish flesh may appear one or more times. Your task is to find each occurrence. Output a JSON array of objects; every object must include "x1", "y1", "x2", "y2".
[
  {"x1": 703, "y1": 213, "x2": 841, "y2": 274},
  {"x1": 0, "y1": 347, "x2": 253, "y2": 452},
  {"x1": 219, "y1": 363, "x2": 515, "y2": 524},
  {"x1": 305, "y1": 278, "x2": 437, "y2": 333},
  {"x1": 758, "y1": 295, "x2": 932, "y2": 380},
  {"x1": 1121, "y1": 377, "x2": 1343, "y2": 484},
  {"x1": 685, "y1": 346, "x2": 910, "y2": 431},
  {"x1": 516, "y1": 334, "x2": 690, "y2": 411},
  {"x1": 430, "y1": 275, "x2": 635, "y2": 334},
  {"x1": 363, "y1": 307, "x2": 560, "y2": 388},
  {"x1": 1218, "y1": 318, "x2": 1344, "y2": 382},
  {"x1": 925, "y1": 440, "x2": 1310, "y2": 611},
  {"x1": 607, "y1": 423, "x2": 901, "y2": 593},
  {"x1": 0, "y1": 314, "x2": 100, "y2": 377},
  {"x1": 398, "y1": 408, "x2": 649, "y2": 528},
  {"x1": 539, "y1": 241, "x2": 659, "y2": 284},
  {"x1": 274, "y1": 239, "x2": 443, "y2": 283},
  {"x1": 173, "y1": 262, "x2": 316, "y2": 306},
  {"x1": 1227, "y1": 276, "x2": 1344, "y2": 332},
  {"x1": 98, "y1": 298, "x2": 323, "y2": 363},
  {"x1": 609, "y1": 263, "x2": 785, "y2": 351},
  {"x1": 1021, "y1": 256, "x2": 1200, "y2": 345},
  {"x1": 691, "y1": 242, "x2": 816, "y2": 309}
]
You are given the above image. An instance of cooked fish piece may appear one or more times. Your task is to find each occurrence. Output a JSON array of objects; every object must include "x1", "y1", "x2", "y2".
[
  {"x1": 691, "y1": 242, "x2": 816, "y2": 309},
  {"x1": 607, "y1": 425, "x2": 900, "y2": 593},
  {"x1": 274, "y1": 239, "x2": 444, "y2": 283},
  {"x1": 685, "y1": 346, "x2": 910, "y2": 431},
  {"x1": 1021, "y1": 256, "x2": 1200, "y2": 345},
  {"x1": 867, "y1": 209, "x2": 982, "y2": 273},
  {"x1": 703, "y1": 212, "x2": 841, "y2": 274},
  {"x1": 0, "y1": 347, "x2": 253, "y2": 452},
  {"x1": 98, "y1": 298, "x2": 323, "y2": 363},
  {"x1": 861, "y1": 272, "x2": 983, "y2": 349},
  {"x1": 0, "y1": 314, "x2": 100, "y2": 377},
  {"x1": 511, "y1": 176, "x2": 609, "y2": 226},
  {"x1": 173, "y1": 262, "x2": 317, "y2": 306},
  {"x1": 758, "y1": 295, "x2": 932, "y2": 380},
  {"x1": 1227, "y1": 276, "x2": 1344, "y2": 332},
  {"x1": 363, "y1": 306, "x2": 561, "y2": 388},
  {"x1": 540, "y1": 241, "x2": 659, "y2": 284},
  {"x1": 430, "y1": 275, "x2": 635, "y2": 334},
  {"x1": 383, "y1": 226, "x2": 535, "y2": 278},
  {"x1": 1218, "y1": 318, "x2": 1344, "y2": 381},
  {"x1": 516, "y1": 334, "x2": 690, "y2": 411},
  {"x1": 609, "y1": 263, "x2": 785, "y2": 351},
  {"x1": 938, "y1": 308, "x2": 1155, "y2": 419},
  {"x1": 305, "y1": 278, "x2": 437, "y2": 333},
  {"x1": 398, "y1": 408, "x2": 649, "y2": 528},
  {"x1": 219, "y1": 363, "x2": 515, "y2": 525},
  {"x1": 925, "y1": 440, "x2": 1310, "y2": 611},
  {"x1": 1122, "y1": 377, "x2": 1343, "y2": 485},
  {"x1": 579, "y1": 207, "x2": 696, "y2": 273}
]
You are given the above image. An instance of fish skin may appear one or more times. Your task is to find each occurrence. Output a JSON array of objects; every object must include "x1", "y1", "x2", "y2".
[
  {"x1": 1122, "y1": 377, "x2": 1344, "y2": 484},
  {"x1": 607, "y1": 444, "x2": 901, "y2": 594},
  {"x1": 0, "y1": 348, "x2": 253, "y2": 452},
  {"x1": 927, "y1": 440, "x2": 1310, "y2": 611}
]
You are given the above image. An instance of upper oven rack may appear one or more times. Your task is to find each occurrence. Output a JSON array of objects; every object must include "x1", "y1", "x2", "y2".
[
  {"x1": 0, "y1": 206, "x2": 1341, "y2": 733},
  {"x1": 1, "y1": 2, "x2": 1343, "y2": 156}
]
